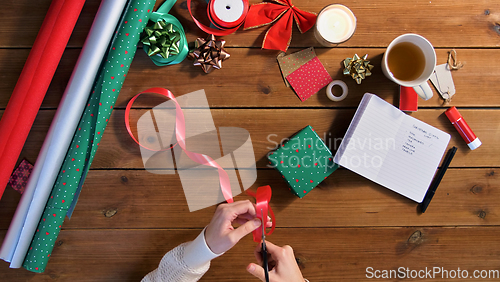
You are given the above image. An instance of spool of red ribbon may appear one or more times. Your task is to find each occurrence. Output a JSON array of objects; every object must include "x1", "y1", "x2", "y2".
[
  {"x1": 247, "y1": 185, "x2": 275, "y2": 242},
  {"x1": 188, "y1": 0, "x2": 249, "y2": 36}
]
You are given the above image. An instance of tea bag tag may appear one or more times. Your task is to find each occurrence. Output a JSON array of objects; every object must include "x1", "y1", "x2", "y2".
[{"x1": 430, "y1": 64, "x2": 456, "y2": 101}]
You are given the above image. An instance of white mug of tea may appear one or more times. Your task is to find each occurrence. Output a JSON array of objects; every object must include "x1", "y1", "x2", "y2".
[{"x1": 382, "y1": 34, "x2": 436, "y2": 100}]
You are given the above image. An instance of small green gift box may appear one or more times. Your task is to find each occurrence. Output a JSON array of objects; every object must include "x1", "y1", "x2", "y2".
[{"x1": 268, "y1": 125, "x2": 338, "y2": 198}]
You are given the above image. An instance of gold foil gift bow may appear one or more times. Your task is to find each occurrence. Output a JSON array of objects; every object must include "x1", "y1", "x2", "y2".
[
  {"x1": 189, "y1": 34, "x2": 230, "y2": 74},
  {"x1": 343, "y1": 54, "x2": 374, "y2": 84}
]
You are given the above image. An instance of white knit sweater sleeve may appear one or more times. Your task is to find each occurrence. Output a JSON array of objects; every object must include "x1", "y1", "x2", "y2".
[{"x1": 142, "y1": 229, "x2": 223, "y2": 282}]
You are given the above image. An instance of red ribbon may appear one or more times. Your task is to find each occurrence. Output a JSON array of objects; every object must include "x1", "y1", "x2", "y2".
[
  {"x1": 243, "y1": 0, "x2": 317, "y2": 52},
  {"x1": 187, "y1": 0, "x2": 249, "y2": 36},
  {"x1": 125, "y1": 87, "x2": 233, "y2": 204},
  {"x1": 247, "y1": 185, "x2": 275, "y2": 242}
]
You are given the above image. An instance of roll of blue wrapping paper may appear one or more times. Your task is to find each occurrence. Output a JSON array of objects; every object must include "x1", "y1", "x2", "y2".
[
  {"x1": 22, "y1": 0, "x2": 155, "y2": 273},
  {"x1": 0, "y1": 0, "x2": 128, "y2": 268}
]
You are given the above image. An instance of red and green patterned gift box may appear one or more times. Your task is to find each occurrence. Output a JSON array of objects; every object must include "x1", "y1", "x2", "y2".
[{"x1": 268, "y1": 125, "x2": 338, "y2": 198}]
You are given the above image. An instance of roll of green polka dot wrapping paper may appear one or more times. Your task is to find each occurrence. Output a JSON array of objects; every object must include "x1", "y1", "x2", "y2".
[
  {"x1": 23, "y1": 0, "x2": 155, "y2": 273},
  {"x1": 268, "y1": 126, "x2": 339, "y2": 198}
]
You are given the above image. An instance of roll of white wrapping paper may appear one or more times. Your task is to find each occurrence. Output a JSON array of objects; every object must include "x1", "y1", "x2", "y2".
[{"x1": 0, "y1": 0, "x2": 128, "y2": 268}]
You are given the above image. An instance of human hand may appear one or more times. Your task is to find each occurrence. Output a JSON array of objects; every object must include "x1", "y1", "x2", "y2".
[
  {"x1": 205, "y1": 200, "x2": 267, "y2": 254},
  {"x1": 246, "y1": 241, "x2": 305, "y2": 282}
]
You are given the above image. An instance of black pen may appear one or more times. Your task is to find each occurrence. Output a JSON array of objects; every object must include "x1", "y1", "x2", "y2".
[
  {"x1": 261, "y1": 209, "x2": 269, "y2": 282},
  {"x1": 421, "y1": 146, "x2": 457, "y2": 213}
]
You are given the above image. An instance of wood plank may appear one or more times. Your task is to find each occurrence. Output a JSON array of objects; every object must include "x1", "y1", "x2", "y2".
[
  {"x1": 1, "y1": 168, "x2": 497, "y2": 230},
  {"x1": 1, "y1": 48, "x2": 499, "y2": 109},
  {"x1": 115, "y1": 48, "x2": 500, "y2": 108},
  {"x1": 0, "y1": 0, "x2": 99, "y2": 48},
  {"x1": 1, "y1": 0, "x2": 499, "y2": 48},
  {"x1": 1, "y1": 227, "x2": 500, "y2": 281},
  {"x1": 93, "y1": 108, "x2": 500, "y2": 168},
  {"x1": 179, "y1": 0, "x2": 500, "y2": 48},
  {"x1": 9, "y1": 108, "x2": 498, "y2": 170}
]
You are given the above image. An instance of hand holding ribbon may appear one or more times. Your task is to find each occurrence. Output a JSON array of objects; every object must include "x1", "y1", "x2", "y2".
[
  {"x1": 243, "y1": 0, "x2": 317, "y2": 52},
  {"x1": 247, "y1": 185, "x2": 275, "y2": 242},
  {"x1": 141, "y1": 0, "x2": 189, "y2": 66},
  {"x1": 205, "y1": 200, "x2": 263, "y2": 254}
]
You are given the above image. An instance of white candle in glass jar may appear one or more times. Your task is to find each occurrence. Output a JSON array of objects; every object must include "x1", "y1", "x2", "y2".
[{"x1": 315, "y1": 4, "x2": 356, "y2": 46}]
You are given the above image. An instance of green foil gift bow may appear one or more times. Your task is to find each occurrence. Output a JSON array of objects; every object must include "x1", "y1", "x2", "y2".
[
  {"x1": 142, "y1": 20, "x2": 181, "y2": 58},
  {"x1": 343, "y1": 54, "x2": 374, "y2": 84},
  {"x1": 141, "y1": 0, "x2": 188, "y2": 66},
  {"x1": 22, "y1": 0, "x2": 155, "y2": 273}
]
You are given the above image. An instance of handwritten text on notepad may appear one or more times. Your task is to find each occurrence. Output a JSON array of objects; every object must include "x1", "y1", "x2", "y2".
[{"x1": 403, "y1": 124, "x2": 442, "y2": 156}]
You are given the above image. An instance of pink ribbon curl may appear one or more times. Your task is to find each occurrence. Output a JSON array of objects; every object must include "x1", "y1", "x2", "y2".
[{"x1": 125, "y1": 87, "x2": 233, "y2": 203}]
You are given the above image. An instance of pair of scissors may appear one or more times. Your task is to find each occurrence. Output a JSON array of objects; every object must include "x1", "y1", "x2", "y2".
[{"x1": 261, "y1": 209, "x2": 269, "y2": 282}]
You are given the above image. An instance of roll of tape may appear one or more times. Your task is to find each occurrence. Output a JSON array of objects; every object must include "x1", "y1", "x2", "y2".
[{"x1": 326, "y1": 80, "x2": 349, "y2": 101}]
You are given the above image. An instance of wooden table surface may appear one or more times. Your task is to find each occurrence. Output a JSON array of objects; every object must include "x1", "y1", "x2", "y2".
[{"x1": 1, "y1": 0, "x2": 499, "y2": 281}]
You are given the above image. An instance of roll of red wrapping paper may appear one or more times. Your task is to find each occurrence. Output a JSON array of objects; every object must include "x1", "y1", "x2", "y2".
[
  {"x1": 0, "y1": 0, "x2": 85, "y2": 199},
  {"x1": 188, "y1": 0, "x2": 249, "y2": 36}
]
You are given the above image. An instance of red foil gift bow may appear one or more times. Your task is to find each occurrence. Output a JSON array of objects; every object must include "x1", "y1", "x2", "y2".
[
  {"x1": 247, "y1": 185, "x2": 275, "y2": 243},
  {"x1": 243, "y1": 0, "x2": 317, "y2": 52},
  {"x1": 188, "y1": 0, "x2": 249, "y2": 36},
  {"x1": 125, "y1": 87, "x2": 233, "y2": 203}
]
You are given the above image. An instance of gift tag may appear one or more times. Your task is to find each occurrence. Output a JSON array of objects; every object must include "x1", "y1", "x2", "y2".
[
  {"x1": 277, "y1": 47, "x2": 316, "y2": 87},
  {"x1": 429, "y1": 64, "x2": 455, "y2": 101}
]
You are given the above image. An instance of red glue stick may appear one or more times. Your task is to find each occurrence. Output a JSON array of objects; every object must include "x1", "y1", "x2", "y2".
[{"x1": 445, "y1": 107, "x2": 481, "y2": 150}]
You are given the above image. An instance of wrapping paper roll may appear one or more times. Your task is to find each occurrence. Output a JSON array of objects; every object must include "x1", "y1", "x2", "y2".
[
  {"x1": 0, "y1": 0, "x2": 128, "y2": 268},
  {"x1": 0, "y1": 0, "x2": 85, "y2": 199},
  {"x1": 22, "y1": 0, "x2": 155, "y2": 273}
]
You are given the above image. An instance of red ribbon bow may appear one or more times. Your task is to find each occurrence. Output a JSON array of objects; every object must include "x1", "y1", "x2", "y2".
[
  {"x1": 247, "y1": 185, "x2": 275, "y2": 242},
  {"x1": 243, "y1": 0, "x2": 317, "y2": 52}
]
